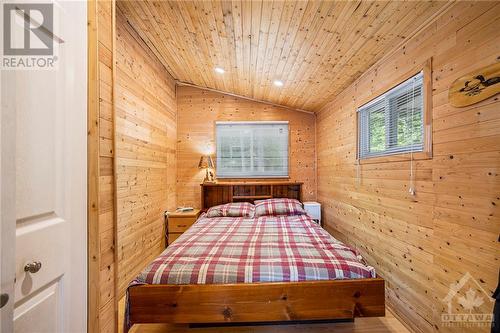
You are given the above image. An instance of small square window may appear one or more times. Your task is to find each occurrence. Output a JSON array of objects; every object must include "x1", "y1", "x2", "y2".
[
  {"x1": 358, "y1": 71, "x2": 428, "y2": 160},
  {"x1": 216, "y1": 121, "x2": 289, "y2": 178}
]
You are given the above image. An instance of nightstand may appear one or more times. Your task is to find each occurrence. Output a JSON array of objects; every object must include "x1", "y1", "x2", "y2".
[
  {"x1": 303, "y1": 202, "x2": 321, "y2": 226},
  {"x1": 165, "y1": 209, "x2": 201, "y2": 246}
]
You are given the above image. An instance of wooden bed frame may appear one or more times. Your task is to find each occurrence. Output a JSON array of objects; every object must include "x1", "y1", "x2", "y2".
[
  {"x1": 128, "y1": 182, "x2": 385, "y2": 328},
  {"x1": 128, "y1": 279, "x2": 385, "y2": 325}
]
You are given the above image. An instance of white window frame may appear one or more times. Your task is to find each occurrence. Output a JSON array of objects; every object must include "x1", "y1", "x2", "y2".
[{"x1": 215, "y1": 121, "x2": 289, "y2": 178}]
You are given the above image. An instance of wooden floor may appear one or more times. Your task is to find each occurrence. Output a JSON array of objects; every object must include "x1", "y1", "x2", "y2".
[{"x1": 119, "y1": 297, "x2": 411, "y2": 333}]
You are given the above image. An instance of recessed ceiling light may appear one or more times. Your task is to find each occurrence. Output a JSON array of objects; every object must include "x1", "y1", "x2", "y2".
[
  {"x1": 214, "y1": 67, "x2": 225, "y2": 74},
  {"x1": 273, "y1": 80, "x2": 284, "y2": 87}
]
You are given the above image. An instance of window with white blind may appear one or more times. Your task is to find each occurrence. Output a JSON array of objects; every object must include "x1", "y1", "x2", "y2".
[
  {"x1": 216, "y1": 121, "x2": 289, "y2": 178},
  {"x1": 358, "y1": 71, "x2": 424, "y2": 160}
]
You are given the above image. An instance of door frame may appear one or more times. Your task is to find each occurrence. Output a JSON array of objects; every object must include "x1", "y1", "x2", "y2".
[{"x1": 87, "y1": 0, "x2": 100, "y2": 331}]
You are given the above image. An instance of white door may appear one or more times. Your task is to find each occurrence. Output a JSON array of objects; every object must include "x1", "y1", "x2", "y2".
[
  {"x1": 1, "y1": 1, "x2": 88, "y2": 332},
  {"x1": 1, "y1": 47, "x2": 16, "y2": 333}
]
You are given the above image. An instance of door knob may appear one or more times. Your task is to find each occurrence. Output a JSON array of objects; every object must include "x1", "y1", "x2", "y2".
[
  {"x1": 0, "y1": 293, "x2": 8, "y2": 308},
  {"x1": 24, "y1": 261, "x2": 42, "y2": 273}
]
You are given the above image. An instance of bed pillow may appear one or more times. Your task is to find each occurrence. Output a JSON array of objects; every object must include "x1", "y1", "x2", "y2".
[
  {"x1": 254, "y1": 198, "x2": 306, "y2": 217},
  {"x1": 206, "y1": 202, "x2": 255, "y2": 218},
  {"x1": 205, "y1": 205, "x2": 224, "y2": 218}
]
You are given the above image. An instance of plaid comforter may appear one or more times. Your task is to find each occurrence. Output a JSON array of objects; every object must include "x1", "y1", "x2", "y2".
[{"x1": 134, "y1": 214, "x2": 375, "y2": 285}]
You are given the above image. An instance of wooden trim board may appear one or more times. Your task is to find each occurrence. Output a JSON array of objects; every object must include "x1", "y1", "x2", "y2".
[
  {"x1": 88, "y1": 0, "x2": 117, "y2": 331},
  {"x1": 111, "y1": 0, "x2": 118, "y2": 328},
  {"x1": 87, "y1": 0, "x2": 100, "y2": 331}
]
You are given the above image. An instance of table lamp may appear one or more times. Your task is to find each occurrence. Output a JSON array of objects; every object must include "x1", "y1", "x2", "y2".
[{"x1": 198, "y1": 155, "x2": 215, "y2": 183}]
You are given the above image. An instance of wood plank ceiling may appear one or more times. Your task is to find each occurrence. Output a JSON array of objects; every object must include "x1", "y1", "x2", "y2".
[{"x1": 117, "y1": 0, "x2": 448, "y2": 112}]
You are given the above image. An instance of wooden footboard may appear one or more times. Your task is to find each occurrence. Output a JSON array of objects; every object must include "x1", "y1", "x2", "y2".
[{"x1": 128, "y1": 278, "x2": 385, "y2": 326}]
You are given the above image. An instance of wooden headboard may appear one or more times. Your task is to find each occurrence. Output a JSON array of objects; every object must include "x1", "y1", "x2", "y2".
[{"x1": 200, "y1": 182, "x2": 302, "y2": 211}]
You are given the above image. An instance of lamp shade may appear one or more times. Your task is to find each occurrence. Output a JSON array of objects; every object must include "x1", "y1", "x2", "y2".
[{"x1": 198, "y1": 155, "x2": 214, "y2": 169}]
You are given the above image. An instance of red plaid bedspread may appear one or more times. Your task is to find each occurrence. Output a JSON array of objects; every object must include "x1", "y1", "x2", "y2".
[{"x1": 134, "y1": 214, "x2": 375, "y2": 285}]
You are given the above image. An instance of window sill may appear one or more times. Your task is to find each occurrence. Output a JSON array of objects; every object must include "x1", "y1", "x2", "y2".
[{"x1": 358, "y1": 151, "x2": 432, "y2": 164}]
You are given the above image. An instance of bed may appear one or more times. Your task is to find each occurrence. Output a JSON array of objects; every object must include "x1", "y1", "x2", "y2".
[{"x1": 126, "y1": 189, "x2": 385, "y2": 331}]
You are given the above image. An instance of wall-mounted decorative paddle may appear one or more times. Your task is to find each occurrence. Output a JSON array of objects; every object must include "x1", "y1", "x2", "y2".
[{"x1": 449, "y1": 60, "x2": 500, "y2": 107}]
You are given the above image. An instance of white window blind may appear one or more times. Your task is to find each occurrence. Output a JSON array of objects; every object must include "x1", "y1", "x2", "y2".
[
  {"x1": 216, "y1": 121, "x2": 289, "y2": 178},
  {"x1": 358, "y1": 72, "x2": 424, "y2": 159}
]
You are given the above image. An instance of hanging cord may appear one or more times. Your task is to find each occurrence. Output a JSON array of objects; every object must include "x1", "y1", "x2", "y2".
[
  {"x1": 356, "y1": 116, "x2": 361, "y2": 186},
  {"x1": 409, "y1": 76, "x2": 416, "y2": 196},
  {"x1": 356, "y1": 155, "x2": 361, "y2": 186}
]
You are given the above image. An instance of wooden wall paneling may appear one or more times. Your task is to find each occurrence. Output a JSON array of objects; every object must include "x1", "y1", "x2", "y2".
[
  {"x1": 176, "y1": 86, "x2": 316, "y2": 209},
  {"x1": 116, "y1": 1, "x2": 450, "y2": 112},
  {"x1": 316, "y1": 3, "x2": 500, "y2": 333},
  {"x1": 88, "y1": 0, "x2": 117, "y2": 332},
  {"x1": 115, "y1": 8, "x2": 178, "y2": 300}
]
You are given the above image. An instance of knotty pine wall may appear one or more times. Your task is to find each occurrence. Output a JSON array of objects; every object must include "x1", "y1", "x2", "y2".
[
  {"x1": 176, "y1": 86, "x2": 316, "y2": 208},
  {"x1": 316, "y1": 3, "x2": 499, "y2": 333},
  {"x1": 115, "y1": 10, "x2": 178, "y2": 298},
  {"x1": 88, "y1": 0, "x2": 116, "y2": 332}
]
